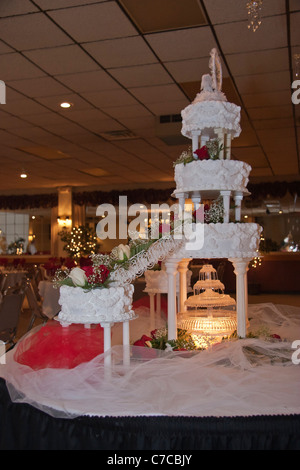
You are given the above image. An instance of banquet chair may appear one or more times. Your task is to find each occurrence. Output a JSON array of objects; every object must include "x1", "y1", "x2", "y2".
[
  {"x1": 0, "y1": 283, "x2": 27, "y2": 351},
  {"x1": 25, "y1": 281, "x2": 48, "y2": 332}
]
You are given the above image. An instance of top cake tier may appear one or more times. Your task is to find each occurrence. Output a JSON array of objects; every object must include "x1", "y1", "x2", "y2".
[{"x1": 181, "y1": 100, "x2": 241, "y2": 140}]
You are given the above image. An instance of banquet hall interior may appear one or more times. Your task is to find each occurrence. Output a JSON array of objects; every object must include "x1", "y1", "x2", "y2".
[{"x1": 0, "y1": 0, "x2": 299, "y2": 451}]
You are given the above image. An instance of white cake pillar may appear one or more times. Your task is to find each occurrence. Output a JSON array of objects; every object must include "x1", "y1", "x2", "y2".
[
  {"x1": 215, "y1": 128, "x2": 225, "y2": 159},
  {"x1": 165, "y1": 258, "x2": 180, "y2": 340},
  {"x1": 225, "y1": 134, "x2": 232, "y2": 159},
  {"x1": 200, "y1": 134, "x2": 209, "y2": 149},
  {"x1": 101, "y1": 322, "x2": 113, "y2": 371},
  {"x1": 229, "y1": 258, "x2": 252, "y2": 338},
  {"x1": 156, "y1": 292, "x2": 161, "y2": 319},
  {"x1": 149, "y1": 292, "x2": 156, "y2": 330},
  {"x1": 234, "y1": 191, "x2": 243, "y2": 222},
  {"x1": 123, "y1": 321, "x2": 130, "y2": 367},
  {"x1": 191, "y1": 191, "x2": 201, "y2": 211},
  {"x1": 220, "y1": 190, "x2": 231, "y2": 223},
  {"x1": 191, "y1": 131, "x2": 200, "y2": 153},
  {"x1": 178, "y1": 258, "x2": 192, "y2": 312},
  {"x1": 177, "y1": 192, "x2": 187, "y2": 210}
]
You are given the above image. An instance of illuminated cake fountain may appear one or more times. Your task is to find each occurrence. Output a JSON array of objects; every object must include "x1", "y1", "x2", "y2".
[{"x1": 177, "y1": 264, "x2": 237, "y2": 345}]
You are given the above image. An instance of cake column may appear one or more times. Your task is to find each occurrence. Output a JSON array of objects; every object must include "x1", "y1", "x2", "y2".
[
  {"x1": 178, "y1": 258, "x2": 192, "y2": 312},
  {"x1": 234, "y1": 191, "x2": 243, "y2": 222},
  {"x1": 123, "y1": 321, "x2": 130, "y2": 367},
  {"x1": 165, "y1": 257, "x2": 180, "y2": 340},
  {"x1": 220, "y1": 190, "x2": 231, "y2": 223},
  {"x1": 101, "y1": 322, "x2": 113, "y2": 370},
  {"x1": 228, "y1": 258, "x2": 252, "y2": 338},
  {"x1": 191, "y1": 131, "x2": 200, "y2": 153},
  {"x1": 215, "y1": 128, "x2": 225, "y2": 159},
  {"x1": 149, "y1": 292, "x2": 156, "y2": 330}
]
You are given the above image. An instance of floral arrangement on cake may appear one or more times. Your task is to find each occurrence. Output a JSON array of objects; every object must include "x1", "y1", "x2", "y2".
[
  {"x1": 173, "y1": 138, "x2": 223, "y2": 166},
  {"x1": 193, "y1": 195, "x2": 224, "y2": 224},
  {"x1": 134, "y1": 327, "x2": 200, "y2": 351}
]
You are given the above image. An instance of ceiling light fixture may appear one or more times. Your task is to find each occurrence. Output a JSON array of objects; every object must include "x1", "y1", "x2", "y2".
[
  {"x1": 20, "y1": 172, "x2": 27, "y2": 178},
  {"x1": 60, "y1": 102, "x2": 72, "y2": 109},
  {"x1": 246, "y1": 0, "x2": 263, "y2": 32}
]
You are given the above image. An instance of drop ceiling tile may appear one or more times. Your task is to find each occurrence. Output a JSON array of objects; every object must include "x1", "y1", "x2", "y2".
[
  {"x1": 109, "y1": 64, "x2": 173, "y2": 88},
  {"x1": 8, "y1": 76, "x2": 70, "y2": 99},
  {"x1": 291, "y1": 12, "x2": 300, "y2": 46},
  {"x1": 129, "y1": 84, "x2": 187, "y2": 104},
  {"x1": 214, "y1": 16, "x2": 287, "y2": 54},
  {"x1": 232, "y1": 130, "x2": 259, "y2": 147},
  {"x1": 81, "y1": 89, "x2": 140, "y2": 108},
  {"x1": 0, "y1": 41, "x2": 14, "y2": 55},
  {"x1": 165, "y1": 57, "x2": 219, "y2": 83},
  {"x1": 242, "y1": 90, "x2": 292, "y2": 108},
  {"x1": 34, "y1": 0, "x2": 106, "y2": 8},
  {"x1": 83, "y1": 36, "x2": 157, "y2": 68},
  {"x1": 247, "y1": 105, "x2": 293, "y2": 120},
  {"x1": 290, "y1": 0, "x2": 300, "y2": 11},
  {"x1": 24, "y1": 45, "x2": 99, "y2": 76},
  {"x1": 36, "y1": 93, "x2": 92, "y2": 112},
  {"x1": 0, "y1": 0, "x2": 39, "y2": 15},
  {"x1": 0, "y1": 111, "x2": 34, "y2": 129},
  {"x1": 117, "y1": 116, "x2": 156, "y2": 131},
  {"x1": 145, "y1": 27, "x2": 216, "y2": 62},
  {"x1": 203, "y1": 0, "x2": 286, "y2": 24},
  {"x1": 235, "y1": 71, "x2": 291, "y2": 94},
  {"x1": 227, "y1": 48, "x2": 289, "y2": 76},
  {"x1": 0, "y1": 53, "x2": 46, "y2": 81},
  {"x1": 3, "y1": 98, "x2": 48, "y2": 116},
  {"x1": 54, "y1": 70, "x2": 120, "y2": 92},
  {"x1": 101, "y1": 104, "x2": 152, "y2": 120},
  {"x1": 231, "y1": 146, "x2": 269, "y2": 167},
  {"x1": 0, "y1": 13, "x2": 73, "y2": 51},
  {"x1": 48, "y1": 2, "x2": 138, "y2": 42},
  {"x1": 82, "y1": 119, "x2": 126, "y2": 134},
  {"x1": 252, "y1": 118, "x2": 295, "y2": 130},
  {"x1": 60, "y1": 107, "x2": 107, "y2": 124},
  {"x1": 145, "y1": 99, "x2": 189, "y2": 115}
]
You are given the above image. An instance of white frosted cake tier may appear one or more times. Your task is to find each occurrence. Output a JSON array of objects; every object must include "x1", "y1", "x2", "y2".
[
  {"x1": 177, "y1": 222, "x2": 262, "y2": 259},
  {"x1": 173, "y1": 159, "x2": 251, "y2": 195},
  {"x1": 181, "y1": 100, "x2": 241, "y2": 139},
  {"x1": 57, "y1": 284, "x2": 137, "y2": 326},
  {"x1": 144, "y1": 268, "x2": 192, "y2": 294}
]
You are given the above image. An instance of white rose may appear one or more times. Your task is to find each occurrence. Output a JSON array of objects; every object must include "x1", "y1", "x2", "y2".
[
  {"x1": 117, "y1": 244, "x2": 131, "y2": 260},
  {"x1": 68, "y1": 267, "x2": 88, "y2": 287}
]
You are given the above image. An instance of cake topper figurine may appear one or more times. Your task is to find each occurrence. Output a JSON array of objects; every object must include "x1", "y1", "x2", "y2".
[
  {"x1": 209, "y1": 48, "x2": 223, "y2": 92},
  {"x1": 194, "y1": 48, "x2": 226, "y2": 103}
]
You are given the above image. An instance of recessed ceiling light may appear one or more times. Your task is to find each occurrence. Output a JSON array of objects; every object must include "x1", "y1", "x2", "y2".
[
  {"x1": 60, "y1": 102, "x2": 72, "y2": 108},
  {"x1": 20, "y1": 172, "x2": 27, "y2": 178}
]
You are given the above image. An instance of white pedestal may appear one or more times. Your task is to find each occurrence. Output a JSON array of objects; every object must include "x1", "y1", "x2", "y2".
[
  {"x1": 229, "y1": 257, "x2": 252, "y2": 338},
  {"x1": 164, "y1": 258, "x2": 180, "y2": 340}
]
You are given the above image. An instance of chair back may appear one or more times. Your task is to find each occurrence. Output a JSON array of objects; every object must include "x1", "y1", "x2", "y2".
[
  {"x1": 0, "y1": 284, "x2": 26, "y2": 344},
  {"x1": 25, "y1": 282, "x2": 46, "y2": 320}
]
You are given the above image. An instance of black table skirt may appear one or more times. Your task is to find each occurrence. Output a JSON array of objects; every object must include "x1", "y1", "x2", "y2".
[{"x1": 0, "y1": 379, "x2": 299, "y2": 450}]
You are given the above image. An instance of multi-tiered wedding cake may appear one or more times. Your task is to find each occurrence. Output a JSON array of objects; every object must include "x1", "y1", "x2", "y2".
[
  {"x1": 168, "y1": 48, "x2": 262, "y2": 339},
  {"x1": 172, "y1": 48, "x2": 262, "y2": 260}
]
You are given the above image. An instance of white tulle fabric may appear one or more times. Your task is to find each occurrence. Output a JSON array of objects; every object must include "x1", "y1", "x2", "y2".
[{"x1": 1, "y1": 303, "x2": 300, "y2": 419}]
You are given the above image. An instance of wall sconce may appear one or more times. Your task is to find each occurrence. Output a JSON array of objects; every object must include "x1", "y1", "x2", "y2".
[{"x1": 57, "y1": 216, "x2": 72, "y2": 228}]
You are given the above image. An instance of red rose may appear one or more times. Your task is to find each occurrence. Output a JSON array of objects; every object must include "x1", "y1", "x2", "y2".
[
  {"x1": 194, "y1": 146, "x2": 210, "y2": 160},
  {"x1": 270, "y1": 334, "x2": 281, "y2": 340},
  {"x1": 82, "y1": 265, "x2": 109, "y2": 284},
  {"x1": 133, "y1": 335, "x2": 152, "y2": 347}
]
